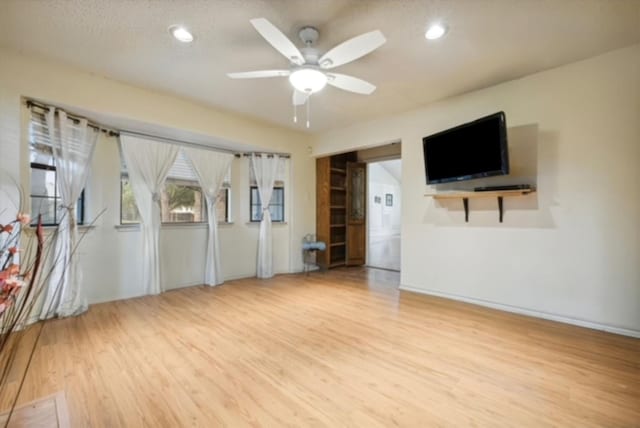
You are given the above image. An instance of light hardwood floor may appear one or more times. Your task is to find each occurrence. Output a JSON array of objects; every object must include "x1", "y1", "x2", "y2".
[{"x1": 2, "y1": 268, "x2": 639, "y2": 427}]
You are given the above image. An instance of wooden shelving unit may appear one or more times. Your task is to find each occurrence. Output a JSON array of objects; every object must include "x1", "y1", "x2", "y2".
[
  {"x1": 425, "y1": 189, "x2": 536, "y2": 222},
  {"x1": 317, "y1": 152, "x2": 357, "y2": 268}
]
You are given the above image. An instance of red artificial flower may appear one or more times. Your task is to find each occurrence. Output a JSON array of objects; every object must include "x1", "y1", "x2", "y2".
[
  {"x1": 3, "y1": 276, "x2": 23, "y2": 292},
  {"x1": 1, "y1": 224, "x2": 14, "y2": 234},
  {"x1": 0, "y1": 264, "x2": 20, "y2": 280}
]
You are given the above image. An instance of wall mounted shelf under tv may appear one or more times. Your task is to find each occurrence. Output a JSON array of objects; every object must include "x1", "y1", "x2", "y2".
[{"x1": 425, "y1": 189, "x2": 536, "y2": 222}]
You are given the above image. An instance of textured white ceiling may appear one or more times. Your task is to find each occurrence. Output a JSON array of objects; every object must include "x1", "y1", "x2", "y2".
[{"x1": 1, "y1": 0, "x2": 639, "y2": 133}]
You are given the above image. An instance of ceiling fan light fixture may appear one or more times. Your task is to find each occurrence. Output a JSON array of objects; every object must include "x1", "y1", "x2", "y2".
[
  {"x1": 425, "y1": 23, "x2": 447, "y2": 40},
  {"x1": 289, "y1": 68, "x2": 328, "y2": 93},
  {"x1": 169, "y1": 25, "x2": 194, "y2": 43}
]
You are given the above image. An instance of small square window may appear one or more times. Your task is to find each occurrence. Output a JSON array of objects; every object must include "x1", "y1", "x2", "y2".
[
  {"x1": 250, "y1": 186, "x2": 284, "y2": 222},
  {"x1": 29, "y1": 163, "x2": 84, "y2": 226}
]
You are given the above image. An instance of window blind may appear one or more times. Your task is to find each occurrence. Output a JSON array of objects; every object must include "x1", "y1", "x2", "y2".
[
  {"x1": 249, "y1": 156, "x2": 287, "y2": 187},
  {"x1": 119, "y1": 143, "x2": 231, "y2": 188},
  {"x1": 29, "y1": 109, "x2": 99, "y2": 166}
]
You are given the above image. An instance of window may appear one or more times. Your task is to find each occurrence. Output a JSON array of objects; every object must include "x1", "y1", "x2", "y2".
[
  {"x1": 249, "y1": 156, "x2": 287, "y2": 222},
  {"x1": 28, "y1": 110, "x2": 85, "y2": 226},
  {"x1": 215, "y1": 188, "x2": 230, "y2": 223},
  {"x1": 120, "y1": 175, "x2": 140, "y2": 224},
  {"x1": 120, "y1": 148, "x2": 231, "y2": 224},
  {"x1": 250, "y1": 187, "x2": 284, "y2": 222}
]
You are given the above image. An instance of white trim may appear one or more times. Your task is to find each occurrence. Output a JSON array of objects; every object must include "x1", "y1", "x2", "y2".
[
  {"x1": 115, "y1": 222, "x2": 234, "y2": 231},
  {"x1": 222, "y1": 273, "x2": 256, "y2": 281},
  {"x1": 399, "y1": 284, "x2": 640, "y2": 339},
  {"x1": 245, "y1": 222, "x2": 288, "y2": 226},
  {"x1": 160, "y1": 222, "x2": 208, "y2": 230},
  {"x1": 164, "y1": 280, "x2": 205, "y2": 290}
]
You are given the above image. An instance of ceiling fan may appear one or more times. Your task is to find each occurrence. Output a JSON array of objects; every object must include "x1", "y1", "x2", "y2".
[{"x1": 227, "y1": 18, "x2": 386, "y2": 127}]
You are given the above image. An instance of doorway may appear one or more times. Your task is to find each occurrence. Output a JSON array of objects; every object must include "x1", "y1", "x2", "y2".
[{"x1": 367, "y1": 159, "x2": 401, "y2": 271}]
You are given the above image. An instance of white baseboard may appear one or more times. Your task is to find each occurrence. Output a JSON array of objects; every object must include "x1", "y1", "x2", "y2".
[
  {"x1": 88, "y1": 270, "x2": 301, "y2": 305},
  {"x1": 223, "y1": 273, "x2": 256, "y2": 281},
  {"x1": 399, "y1": 284, "x2": 640, "y2": 339}
]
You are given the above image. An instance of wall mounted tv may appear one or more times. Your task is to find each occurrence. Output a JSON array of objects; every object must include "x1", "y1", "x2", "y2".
[{"x1": 423, "y1": 111, "x2": 509, "y2": 184}]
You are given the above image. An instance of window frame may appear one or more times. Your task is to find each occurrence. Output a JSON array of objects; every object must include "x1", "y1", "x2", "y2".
[
  {"x1": 249, "y1": 186, "x2": 285, "y2": 223},
  {"x1": 119, "y1": 174, "x2": 232, "y2": 225},
  {"x1": 218, "y1": 188, "x2": 231, "y2": 224},
  {"x1": 119, "y1": 173, "x2": 139, "y2": 225},
  {"x1": 161, "y1": 177, "x2": 207, "y2": 225},
  {"x1": 29, "y1": 161, "x2": 85, "y2": 227}
]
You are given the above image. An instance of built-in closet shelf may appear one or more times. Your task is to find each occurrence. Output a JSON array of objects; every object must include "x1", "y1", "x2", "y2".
[
  {"x1": 425, "y1": 189, "x2": 536, "y2": 223},
  {"x1": 317, "y1": 151, "x2": 360, "y2": 270}
]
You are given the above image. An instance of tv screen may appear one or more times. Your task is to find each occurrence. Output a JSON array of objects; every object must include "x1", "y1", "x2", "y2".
[{"x1": 423, "y1": 112, "x2": 509, "y2": 184}]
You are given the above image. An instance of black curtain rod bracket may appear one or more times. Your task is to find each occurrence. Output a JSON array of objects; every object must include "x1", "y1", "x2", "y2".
[
  {"x1": 241, "y1": 153, "x2": 290, "y2": 159},
  {"x1": 26, "y1": 99, "x2": 119, "y2": 137}
]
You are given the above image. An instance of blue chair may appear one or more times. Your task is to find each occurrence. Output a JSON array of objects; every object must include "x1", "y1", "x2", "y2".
[{"x1": 302, "y1": 234, "x2": 326, "y2": 274}]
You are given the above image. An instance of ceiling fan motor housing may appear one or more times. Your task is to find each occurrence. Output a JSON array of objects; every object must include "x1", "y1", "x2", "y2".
[
  {"x1": 298, "y1": 26, "x2": 320, "y2": 46},
  {"x1": 300, "y1": 47, "x2": 320, "y2": 65}
]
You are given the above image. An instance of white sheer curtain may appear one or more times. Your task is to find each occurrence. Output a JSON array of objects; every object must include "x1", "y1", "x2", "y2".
[
  {"x1": 40, "y1": 108, "x2": 98, "y2": 319},
  {"x1": 183, "y1": 147, "x2": 233, "y2": 286},
  {"x1": 120, "y1": 135, "x2": 178, "y2": 295},
  {"x1": 251, "y1": 154, "x2": 283, "y2": 279}
]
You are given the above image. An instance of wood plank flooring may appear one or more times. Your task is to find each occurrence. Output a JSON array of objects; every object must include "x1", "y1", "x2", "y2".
[
  {"x1": 1, "y1": 268, "x2": 639, "y2": 427},
  {"x1": 0, "y1": 392, "x2": 70, "y2": 427}
]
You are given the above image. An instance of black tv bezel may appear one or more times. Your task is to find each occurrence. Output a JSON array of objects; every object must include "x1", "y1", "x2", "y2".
[{"x1": 423, "y1": 111, "x2": 509, "y2": 185}]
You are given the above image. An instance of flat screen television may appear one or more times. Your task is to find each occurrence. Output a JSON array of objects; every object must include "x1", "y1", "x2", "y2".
[{"x1": 423, "y1": 111, "x2": 509, "y2": 184}]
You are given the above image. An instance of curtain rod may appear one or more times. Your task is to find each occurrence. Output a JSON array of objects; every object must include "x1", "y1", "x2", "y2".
[
  {"x1": 26, "y1": 99, "x2": 291, "y2": 158},
  {"x1": 241, "y1": 153, "x2": 290, "y2": 159},
  {"x1": 119, "y1": 130, "x2": 240, "y2": 156},
  {"x1": 25, "y1": 99, "x2": 119, "y2": 137}
]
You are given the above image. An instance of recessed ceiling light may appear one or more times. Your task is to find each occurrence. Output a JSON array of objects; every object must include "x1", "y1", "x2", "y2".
[
  {"x1": 425, "y1": 23, "x2": 447, "y2": 40},
  {"x1": 169, "y1": 25, "x2": 194, "y2": 43}
]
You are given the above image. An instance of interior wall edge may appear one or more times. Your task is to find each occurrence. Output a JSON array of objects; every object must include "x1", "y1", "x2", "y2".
[{"x1": 399, "y1": 284, "x2": 640, "y2": 339}]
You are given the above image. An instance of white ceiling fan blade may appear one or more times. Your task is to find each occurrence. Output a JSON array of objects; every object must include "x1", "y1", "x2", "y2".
[
  {"x1": 250, "y1": 18, "x2": 305, "y2": 65},
  {"x1": 327, "y1": 73, "x2": 376, "y2": 95},
  {"x1": 292, "y1": 89, "x2": 309, "y2": 106},
  {"x1": 319, "y1": 30, "x2": 386, "y2": 69},
  {"x1": 227, "y1": 70, "x2": 290, "y2": 79}
]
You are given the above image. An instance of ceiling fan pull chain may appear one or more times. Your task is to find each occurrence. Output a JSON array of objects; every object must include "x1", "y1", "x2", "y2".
[
  {"x1": 293, "y1": 102, "x2": 297, "y2": 123},
  {"x1": 306, "y1": 94, "x2": 311, "y2": 128}
]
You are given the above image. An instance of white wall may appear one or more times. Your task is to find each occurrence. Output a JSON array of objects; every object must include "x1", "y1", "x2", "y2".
[
  {"x1": 314, "y1": 44, "x2": 640, "y2": 336},
  {"x1": 0, "y1": 48, "x2": 315, "y2": 304},
  {"x1": 368, "y1": 160, "x2": 402, "y2": 271}
]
